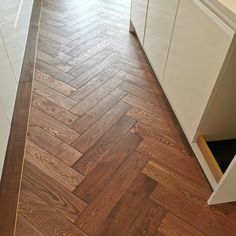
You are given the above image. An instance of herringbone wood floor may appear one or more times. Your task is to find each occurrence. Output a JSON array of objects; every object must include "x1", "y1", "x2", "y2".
[{"x1": 15, "y1": 0, "x2": 236, "y2": 235}]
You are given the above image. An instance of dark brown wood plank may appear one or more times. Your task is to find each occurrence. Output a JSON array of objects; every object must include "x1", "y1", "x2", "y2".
[
  {"x1": 72, "y1": 101, "x2": 130, "y2": 153},
  {"x1": 70, "y1": 88, "x2": 126, "y2": 134},
  {"x1": 159, "y1": 213, "x2": 204, "y2": 236},
  {"x1": 28, "y1": 123, "x2": 82, "y2": 166},
  {"x1": 94, "y1": 174, "x2": 166, "y2": 236},
  {"x1": 150, "y1": 184, "x2": 236, "y2": 236},
  {"x1": 30, "y1": 107, "x2": 80, "y2": 144},
  {"x1": 15, "y1": 214, "x2": 44, "y2": 236},
  {"x1": 18, "y1": 184, "x2": 87, "y2": 236},
  {"x1": 36, "y1": 59, "x2": 74, "y2": 83},
  {"x1": 73, "y1": 115, "x2": 136, "y2": 176},
  {"x1": 25, "y1": 140, "x2": 84, "y2": 191},
  {"x1": 74, "y1": 132, "x2": 142, "y2": 203},
  {"x1": 0, "y1": 1, "x2": 42, "y2": 235},
  {"x1": 22, "y1": 161, "x2": 87, "y2": 222},
  {"x1": 75, "y1": 152, "x2": 149, "y2": 235},
  {"x1": 32, "y1": 93, "x2": 79, "y2": 126},
  {"x1": 33, "y1": 80, "x2": 77, "y2": 110}
]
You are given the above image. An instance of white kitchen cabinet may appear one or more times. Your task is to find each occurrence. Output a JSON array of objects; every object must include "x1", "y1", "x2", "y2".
[
  {"x1": 0, "y1": 101, "x2": 11, "y2": 179},
  {"x1": 0, "y1": 0, "x2": 34, "y2": 180},
  {"x1": 0, "y1": 33, "x2": 17, "y2": 121},
  {"x1": 144, "y1": 0, "x2": 179, "y2": 81},
  {"x1": 130, "y1": 0, "x2": 236, "y2": 204},
  {"x1": 162, "y1": 0, "x2": 234, "y2": 142},
  {"x1": 130, "y1": 0, "x2": 148, "y2": 44}
]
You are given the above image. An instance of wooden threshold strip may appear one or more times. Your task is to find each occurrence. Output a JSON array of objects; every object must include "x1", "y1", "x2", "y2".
[{"x1": 0, "y1": 0, "x2": 42, "y2": 235}]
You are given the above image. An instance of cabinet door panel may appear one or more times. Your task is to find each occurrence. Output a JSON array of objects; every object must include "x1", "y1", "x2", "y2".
[
  {"x1": 131, "y1": 0, "x2": 148, "y2": 44},
  {"x1": 0, "y1": 33, "x2": 17, "y2": 120},
  {"x1": 0, "y1": 101, "x2": 11, "y2": 180},
  {"x1": 144, "y1": 0, "x2": 179, "y2": 81},
  {"x1": 163, "y1": 0, "x2": 234, "y2": 141},
  {"x1": 0, "y1": 0, "x2": 34, "y2": 82}
]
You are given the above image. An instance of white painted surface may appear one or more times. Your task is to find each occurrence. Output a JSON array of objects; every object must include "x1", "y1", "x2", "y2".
[
  {"x1": 144, "y1": 0, "x2": 179, "y2": 81},
  {"x1": 162, "y1": 0, "x2": 234, "y2": 142},
  {"x1": 208, "y1": 155, "x2": 236, "y2": 204},
  {"x1": 0, "y1": 101, "x2": 11, "y2": 180},
  {"x1": 130, "y1": 0, "x2": 148, "y2": 44},
  {"x1": 217, "y1": 0, "x2": 236, "y2": 15},
  {"x1": 0, "y1": 0, "x2": 33, "y2": 180}
]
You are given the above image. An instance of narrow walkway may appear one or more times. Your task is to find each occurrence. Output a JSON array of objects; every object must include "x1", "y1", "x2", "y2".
[{"x1": 16, "y1": 0, "x2": 236, "y2": 235}]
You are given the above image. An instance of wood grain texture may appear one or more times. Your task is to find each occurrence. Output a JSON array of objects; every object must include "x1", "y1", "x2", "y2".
[
  {"x1": 18, "y1": 184, "x2": 87, "y2": 236},
  {"x1": 73, "y1": 115, "x2": 137, "y2": 176},
  {"x1": 159, "y1": 213, "x2": 204, "y2": 236},
  {"x1": 74, "y1": 132, "x2": 142, "y2": 203},
  {"x1": 75, "y1": 152, "x2": 149, "y2": 235},
  {"x1": 22, "y1": 161, "x2": 87, "y2": 222},
  {"x1": 15, "y1": 0, "x2": 236, "y2": 234},
  {"x1": 30, "y1": 107, "x2": 80, "y2": 144},
  {"x1": 0, "y1": 0, "x2": 42, "y2": 235},
  {"x1": 25, "y1": 140, "x2": 84, "y2": 191}
]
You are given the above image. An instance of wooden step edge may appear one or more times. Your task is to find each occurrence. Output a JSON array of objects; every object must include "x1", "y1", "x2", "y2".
[
  {"x1": 0, "y1": 0, "x2": 42, "y2": 235},
  {"x1": 197, "y1": 136, "x2": 223, "y2": 183}
]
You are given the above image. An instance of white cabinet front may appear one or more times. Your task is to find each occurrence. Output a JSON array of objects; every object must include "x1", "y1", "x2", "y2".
[
  {"x1": 130, "y1": 0, "x2": 148, "y2": 44},
  {"x1": 162, "y1": 0, "x2": 234, "y2": 141},
  {"x1": 144, "y1": 0, "x2": 179, "y2": 81}
]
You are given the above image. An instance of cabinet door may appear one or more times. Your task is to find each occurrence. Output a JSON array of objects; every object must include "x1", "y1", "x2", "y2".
[
  {"x1": 0, "y1": 0, "x2": 34, "y2": 82},
  {"x1": 162, "y1": 0, "x2": 234, "y2": 141},
  {"x1": 131, "y1": 0, "x2": 148, "y2": 44},
  {"x1": 0, "y1": 101, "x2": 11, "y2": 180},
  {"x1": 144, "y1": 0, "x2": 179, "y2": 81},
  {"x1": 0, "y1": 32, "x2": 17, "y2": 121}
]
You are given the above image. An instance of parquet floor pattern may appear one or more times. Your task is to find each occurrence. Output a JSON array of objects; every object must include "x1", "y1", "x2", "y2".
[{"x1": 16, "y1": 0, "x2": 236, "y2": 235}]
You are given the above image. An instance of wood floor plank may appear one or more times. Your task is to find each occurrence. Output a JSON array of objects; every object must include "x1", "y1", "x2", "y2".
[
  {"x1": 71, "y1": 88, "x2": 126, "y2": 134},
  {"x1": 150, "y1": 184, "x2": 236, "y2": 236},
  {"x1": 115, "y1": 70, "x2": 159, "y2": 94},
  {"x1": 32, "y1": 93, "x2": 79, "y2": 126},
  {"x1": 23, "y1": 161, "x2": 87, "y2": 222},
  {"x1": 28, "y1": 123, "x2": 82, "y2": 166},
  {"x1": 30, "y1": 107, "x2": 80, "y2": 144},
  {"x1": 94, "y1": 174, "x2": 166, "y2": 236},
  {"x1": 74, "y1": 152, "x2": 149, "y2": 235},
  {"x1": 137, "y1": 137, "x2": 209, "y2": 188},
  {"x1": 159, "y1": 213, "x2": 204, "y2": 236},
  {"x1": 68, "y1": 48, "x2": 112, "y2": 77},
  {"x1": 72, "y1": 101, "x2": 130, "y2": 153},
  {"x1": 18, "y1": 184, "x2": 87, "y2": 236},
  {"x1": 33, "y1": 80, "x2": 77, "y2": 110},
  {"x1": 123, "y1": 94, "x2": 168, "y2": 119},
  {"x1": 68, "y1": 39, "x2": 110, "y2": 66},
  {"x1": 16, "y1": 215, "x2": 44, "y2": 236},
  {"x1": 71, "y1": 67, "x2": 119, "y2": 101},
  {"x1": 74, "y1": 132, "x2": 142, "y2": 203},
  {"x1": 127, "y1": 107, "x2": 181, "y2": 140},
  {"x1": 142, "y1": 160, "x2": 211, "y2": 202},
  {"x1": 112, "y1": 60, "x2": 155, "y2": 81},
  {"x1": 35, "y1": 69, "x2": 76, "y2": 95},
  {"x1": 37, "y1": 50, "x2": 73, "y2": 72},
  {"x1": 70, "y1": 75, "x2": 123, "y2": 116},
  {"x1": 25, "y1": 140, "x2": 84, "y2": 191},
  {"x1": 119, "y1": 81, "x2": 162, "y2": 105},
  {"x1": 69, "y1": 54, "x2": 116, "y2": 88},
  {"x1": 73, "y1": 115, "x2": 136, "y2": 176},
  {"x1": 36, "y1": 59, "x2": 74, "y2": 83},
  {"x1": 67, "y1": 34, "x2": 108, "y2": 58}
]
